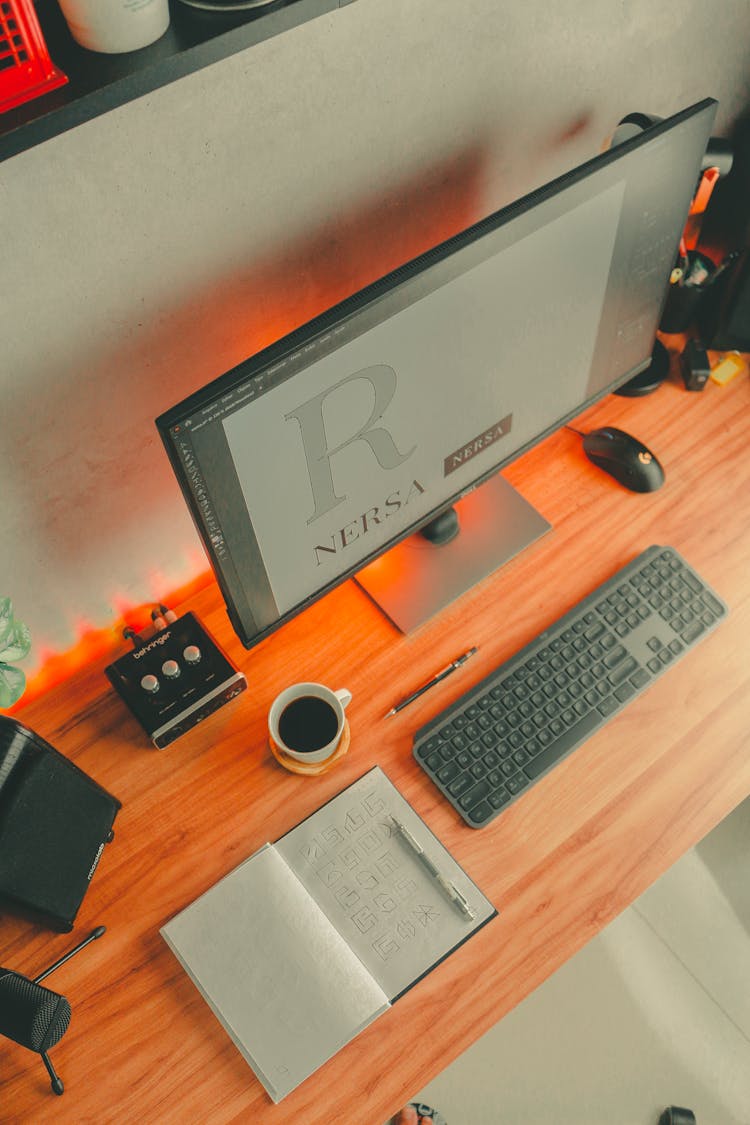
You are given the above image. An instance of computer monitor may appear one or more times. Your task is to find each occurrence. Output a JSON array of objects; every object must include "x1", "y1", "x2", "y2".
[{"x1": 157, "y1": 98, "x2": 716, "y2": 648}]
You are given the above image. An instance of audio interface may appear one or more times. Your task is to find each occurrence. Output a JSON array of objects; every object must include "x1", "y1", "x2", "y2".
[{"x1": 105, "y1": 612, "x2": 247, "y2": 748}]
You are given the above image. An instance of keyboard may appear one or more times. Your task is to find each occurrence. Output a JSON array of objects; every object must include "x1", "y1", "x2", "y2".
[{"x1": 413, "y1": 546, "x2": 727, "y2": 828}]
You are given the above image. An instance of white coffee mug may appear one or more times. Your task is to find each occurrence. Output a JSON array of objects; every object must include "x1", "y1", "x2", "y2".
[
  {"x1": 57, "y1": 0, "x2": 170, "y2": 54},
  {"x1": 268, "y1": 682, "x2": 352, "y2": 764}
]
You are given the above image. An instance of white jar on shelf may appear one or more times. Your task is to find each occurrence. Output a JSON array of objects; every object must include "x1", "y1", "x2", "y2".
[{"x1": 57, "y1": 0, "x2": 170, "y2": 54}]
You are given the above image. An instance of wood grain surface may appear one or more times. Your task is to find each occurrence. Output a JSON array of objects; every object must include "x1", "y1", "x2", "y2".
[{"x1": 1, "y1": 361, "x2": 749, "y2": 1124}]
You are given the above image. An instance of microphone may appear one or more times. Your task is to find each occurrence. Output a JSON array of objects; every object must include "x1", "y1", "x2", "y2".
[{"x1": 0, "y1": 925, "x2": 106, "y2": 1095}]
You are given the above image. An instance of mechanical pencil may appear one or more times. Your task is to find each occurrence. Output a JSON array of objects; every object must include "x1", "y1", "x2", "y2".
[
  {"x1": 385, "y1": 647, "x2": 478, "y2": 718},
  {"x1": 390, "y1": 816, "x2": 474, "y2": 920}
]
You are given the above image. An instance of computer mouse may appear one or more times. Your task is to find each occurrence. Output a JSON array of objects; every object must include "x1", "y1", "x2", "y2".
[{"x1": 582, "y1": 426, "x2": 665, "y2": 492}]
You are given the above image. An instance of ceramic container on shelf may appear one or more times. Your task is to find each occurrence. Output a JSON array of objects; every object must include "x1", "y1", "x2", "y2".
[{"x1": 56, "y1": 0, "x2": 170, "y2": 54}]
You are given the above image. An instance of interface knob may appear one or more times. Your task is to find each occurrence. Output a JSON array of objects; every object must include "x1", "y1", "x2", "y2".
[
  {"x1": 162, "y1": 659, "x2": 181, "y2": 679},
  {"x1": 140, "y1": 674, "x2": 159, "y2": 694},
  {"x1": 183, "y1": 645, "x2": 202, "y2": 665}
]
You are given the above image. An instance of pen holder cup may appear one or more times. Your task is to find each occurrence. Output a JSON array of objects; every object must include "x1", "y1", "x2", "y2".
[{"x1": 660, "y1": 251, "x2": 715, "y2": 333}]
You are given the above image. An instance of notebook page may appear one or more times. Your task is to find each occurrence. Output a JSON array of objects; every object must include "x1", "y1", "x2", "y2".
[
  {"x1": 275, "y1": 767, "x2": 496, "y2": 1000},
  {"x1": 161, "y1": 843, "x2": 389, "y2": 1102}
]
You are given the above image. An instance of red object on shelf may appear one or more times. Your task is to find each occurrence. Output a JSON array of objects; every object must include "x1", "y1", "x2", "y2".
[{"x1": 1, "y1": 0, "x2": 67, "y2": 113}]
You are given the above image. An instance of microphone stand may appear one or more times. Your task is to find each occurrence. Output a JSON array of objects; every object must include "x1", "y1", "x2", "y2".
[{"x1": 34, "y1": 925, "x2": 106, "y2": 984}]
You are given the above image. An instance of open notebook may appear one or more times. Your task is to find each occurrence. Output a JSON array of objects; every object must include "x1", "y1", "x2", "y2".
[{"x1": 161, "y1": 766, "x2": 496, "y2": 1102}]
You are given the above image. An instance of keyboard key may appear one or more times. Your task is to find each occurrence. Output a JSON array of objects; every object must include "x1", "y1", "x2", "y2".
[
  {"x1": 608, "y1": 656, "x2": 638, "y2": 686},
  {"x1": 614, "y1": 682, "x2": 636, "y2": 703},
  {"x1": 681, "y1": 620, "x2": 705, "y2": 644},
  {"x1": 468, "y1": 801, "x2": 493, "y2": 824},
  {"x1": 682, "y1": 571, "x2": 702, "y2": 594},
  {"x1": 448, "y1": 773, "x2": 473, "y2": 797},
  {"x1": 704, "y1": 592, "x2": 725, "y2": 616},
  {"x1": 604, "y1": 644, "x2": 627, "y2": 668},
  {"x1": 459, "y1": 780, "x2": 491, "y2": 810},
  {"x1": 506, "y1": 773, "x2": 529, "y2": 795},
  {"x1": 417, "y1": 735, "x2": 443, "y2": 757},
  {"x1": 523, "y1": 711, "x2": 601, "y2": 779},
  {"x1": 437, "y1": 762, "x2": 459, "y2": 784}
]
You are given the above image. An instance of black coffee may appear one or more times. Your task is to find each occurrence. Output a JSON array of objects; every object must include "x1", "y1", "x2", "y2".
[{"x1": 278, "y1": 695, "x2": 339, "y2": 754}]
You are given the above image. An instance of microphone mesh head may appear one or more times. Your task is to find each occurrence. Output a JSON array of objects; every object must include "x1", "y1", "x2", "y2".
[{"x1": 0, "y1": 970, "x2": 71, "y2": 1051}]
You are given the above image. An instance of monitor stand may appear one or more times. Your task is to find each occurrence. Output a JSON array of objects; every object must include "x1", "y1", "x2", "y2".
[
  {"x1": 355, "y1": 473, "x2": 551, "y2": 633},
  {"x1": 614, "y1": 339, "x2": 670, "y2": 397}
]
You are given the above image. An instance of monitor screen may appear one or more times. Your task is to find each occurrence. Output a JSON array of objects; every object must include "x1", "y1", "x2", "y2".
[{"x1": 157, "y1": 98, "x2": 716, "y2": 649}]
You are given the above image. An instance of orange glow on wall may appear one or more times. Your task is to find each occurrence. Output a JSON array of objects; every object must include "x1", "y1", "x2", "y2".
[
  {"x1": 8, "y1": 570, "x2": 213, "y2": 714},
  {"x1": 7, "y1": 142, "x2": 489, "y2": 715}
]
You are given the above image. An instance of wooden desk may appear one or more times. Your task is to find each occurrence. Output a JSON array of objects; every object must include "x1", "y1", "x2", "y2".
[{"x1": 2, "y1": 367, "x2": 749, "y2": 1124}]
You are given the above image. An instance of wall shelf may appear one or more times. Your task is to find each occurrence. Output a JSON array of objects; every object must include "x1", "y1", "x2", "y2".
[{"x1": 1, "y1": 0, "x2": 348, "y2": 162}]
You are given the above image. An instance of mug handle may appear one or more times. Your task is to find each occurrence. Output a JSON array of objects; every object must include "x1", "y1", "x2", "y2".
[{"x1": 335, "y1": 688, "x2": 352, "y2": 710}]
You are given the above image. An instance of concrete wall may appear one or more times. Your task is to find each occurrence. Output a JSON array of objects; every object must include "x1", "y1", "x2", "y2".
[{"x1": 2, "y1": 0, "x2": 749, "y2": 669}]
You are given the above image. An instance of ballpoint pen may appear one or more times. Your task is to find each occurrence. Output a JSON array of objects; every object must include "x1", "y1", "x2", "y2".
[
  {"x1": 390, "y1": 816, "x2": 475, "y2": 921},
  {"x1": 385, "y1": 647, "x2": 478, "y2": 718}
]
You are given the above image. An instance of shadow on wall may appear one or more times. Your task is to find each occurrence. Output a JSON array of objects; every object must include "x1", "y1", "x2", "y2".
[
  {"x1": 4, "y1": 141, "x2": 488, "y2": 540},
  {"x1": 4, "y1": 106, "x2": 598, "y2": 671},
  {"x1": 2, "y1": 141, "x2": 490, "y2": 662}
]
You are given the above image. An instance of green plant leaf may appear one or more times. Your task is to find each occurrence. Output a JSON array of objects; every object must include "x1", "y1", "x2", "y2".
[
  {"x1": 0, "y1": 662, "x2": 26, "y2": 709},
  {"x1": 0, "y1": 598, "x2": 13, "y2": 648},
  {"x1": 0, "y1": 620, "x2": 31, "y2": 664}
]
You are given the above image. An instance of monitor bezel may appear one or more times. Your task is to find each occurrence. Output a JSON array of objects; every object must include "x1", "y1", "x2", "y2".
[{"x1": 157, "y1": 97, "x2": 717, "y2": 649}]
